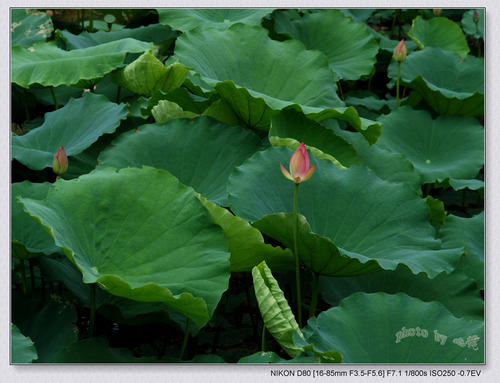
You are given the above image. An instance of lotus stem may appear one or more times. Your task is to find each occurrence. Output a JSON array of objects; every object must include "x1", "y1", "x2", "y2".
[
  {"x1": 396, "y1": 61, "x2": 401, "y2": 108},
  {"x1": 50, "y1": 86, "x2": 58, "y2": 109},
  {"x1": 309, "y1": 272, "x2": 319, "y2": 318},
  {"x1": 89, "y1": 283, "x2": 96, "y2": 337},
  {"x1": 179, "y1": 318, "x2": 191, "y2": 360},
  {"x1": 20, "y1": 260, "x2": 27, "y2": 294},
  {"x1": 293, "y1": 182, "x2": 302, "y2": 328},
  {"x1": 337, "y1": 81, "x2": 344, "y2": 101},
  {"x1": 28, "y1": 259, "x2": 35, "y2": 294},
  {"x1": 89, "y1": 10, "x2": 94, "y2": 32},
  {"x1": 261, "y1": 323, "x2": 266, "y2": 352}
]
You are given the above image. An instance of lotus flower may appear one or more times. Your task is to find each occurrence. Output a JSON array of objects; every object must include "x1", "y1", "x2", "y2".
[
  {"x1": 393, "y1": 39, "x2": 407, "y2": 62},
  {"x1": 473, "y1": 10, "x2": 479, "y2": 24},
  {"x1": 52, "y1": 145, "x2": 68, "y2": 175},
  {"x1": 280, "y1": 142, "x2": 316, "y2": 184}
]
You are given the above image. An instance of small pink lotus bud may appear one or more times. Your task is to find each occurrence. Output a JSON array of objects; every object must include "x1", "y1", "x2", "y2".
[
  {"x1": 52, "y1": 145, "x2": 68, "y2": 175},
  {"x1": 393, "y1": 39, "x2": 407, "y2": 62},
  {"x1": 433, "y1": 9, "x2": 442, "y2": 16},
  {"x1": 280, "y1": 142, "x2": 316, "y2": 184},
  {"x1": 473, "y1": 10, "x2": 479, "y2": 24}
]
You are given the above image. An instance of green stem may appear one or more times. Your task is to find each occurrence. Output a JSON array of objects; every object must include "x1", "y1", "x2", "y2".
[
  {"x1": 20, "y1": 260, "x2": 27, "y2": 294},
  {"x1": 337, "y1": 81, "x2": 344, "y2": 101},
  {"x1": 396, "y1": 62, "x2": 401, "y2": 108},
  {"x1": 261, "y1": 323, "x2": 266, "y2": 352},
  {"x1": 293, "y1": 182, "x2": 302, "y2": 328},
  {"x1": 89, "y1": 283, "x2": 96, "y2": 337},
  {"x1": 50, "y1": 86, "x2": 58, "y2": 109},
  {"x1": 89, "y1": 10, "x2": 94, "y2": 32},
  {"x1": 309, "y1": 272, "x2": 319, "y2": 318},
  {"x1": 179, "y1": 318, "x2": 191, "y2": 360},
  {"x1": 28, "y1": 259, "x2": 35, "y2": 294}
]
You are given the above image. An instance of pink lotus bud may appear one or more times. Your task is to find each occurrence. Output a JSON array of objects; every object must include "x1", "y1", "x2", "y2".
[
  {"x1": 52, "y1": 145, "x2": 68, "y2": 175},
  {"x1": 280, "y1": 142, "x2": 316, "y2": 184},
  {"x1": 473, "y1": 10, "x2": 479, "y2": 24},
  {"x1": 433, "y1": 9, "x2": 442, "y2": 16},
  {"x1": 393, "y1": 39, "x2": 407, "y2": 62}
]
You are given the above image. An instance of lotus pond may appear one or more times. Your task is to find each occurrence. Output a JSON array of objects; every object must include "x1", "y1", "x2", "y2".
[{"x1": 11, "y1": 8, "x2": 484, "y2": 364}]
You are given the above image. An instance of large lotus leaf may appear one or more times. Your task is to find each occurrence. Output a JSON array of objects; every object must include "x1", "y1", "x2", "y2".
[
  {"x1": 198, "y1": 197, "x2": 294, "y2": 272},
  {"x1": 340, "y1": 9, "x2": 375, "y2": 23},
  {"x1": 252, "y1": 261, "x2": 304, "y2": 357},
  {"x1": 174, "y1": 24, "x2": 380, "y2": 142},
  {"x1": 449, "y1": 178, "x2": 484, "y2": 192},
  {"x1": 12, "y1": 92, "x2": 128, "y2": 170},
  {"x1": 98, "y1": 117, "x2": 261, "y2": 205},
  {"x1": 376, "y1": 107, "x2": 483, "y2": 184},
  {"x1": 12, "y1": 38, "x2": 152, "y2": 88},
  {"x1": 30, "y1": 85, "x2": 83, "y2": 107},
  {"x1": 228, "y1": 146, "x2": 461, "y2": 278},
  {"x1": 12, "y1": 299, "x2": 78, "y2": 363},
  {"x1": 332, "y1": 126, "x2": 421, "y2": 191},
  {"x1": 58, "y1": 23, "x2": 177, "y2": 49},
  {"x1": 408, "y1": 16, "x2": 469, "y2": 58},
  {"x1": 11, "y1": 324, "x2": 37, "y2": 364},
  {"x1": 270, "y1": 109, "x2": 360, "y2": 168},
  {"x1": 12, "y1": 181, "x2": 58, "y2": 256},
  {"x1": 303, "y1": 292, "x2": 484, "y2": 363},
  {"x1": 273, "y1": 9, "x2": 379, "y2": 81},
  {"x1": 462, "y1": 9, "x2": 484, "y2": 39},
  {"x1": 19, "y1": 167, "x2": 231, "y2": 327},
  {"x1": 112, "y1": 51, "x2": 188, "y2": 96},
  {"x1": 320, "y1": 265, "x2": 483, "y2": 321},
  {"x1": 157, "y1": 8, "x2": 273, "y2": 31},
  {"x1": 440, "y1": 212, "x2": 484, "y2": 289},
  {"x1": 11, "y1": 9, "x2": 53, "y2": 48},
  {"x1": 388, "y1": 48, "x2": 484, "y2": 116}
]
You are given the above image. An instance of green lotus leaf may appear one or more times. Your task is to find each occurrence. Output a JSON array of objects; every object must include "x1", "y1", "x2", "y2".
[
  {"x1": 12, "y1": 293, "x2": 78, "y2": 363},
  {"x1": 58, "y1": 23, "x2": 177, "y2": 49},
  {"x1": 332, "y1": 126, "x2": 421, "y2": 190},
  {"x1": 157, "y1": 8, "x2": 273, "y2": 31},
  {"x1": 12, "y1": 181, "x2": 58, "y2": 256},
  {"x1": 440, "y1": 212, "x2": 484, "y2": 289},
  {"x1": 12, "y1": 38, "x2": 152, "y2": 88},
  {"x1": 304, "y1": 292, "x2": 484, "y2": 363},
  {"x1": 174, "y1": 24, "x2": 380, "y2": 142},
  {"x1": 198, "y1": 197, "x2": 294, "y2": 272},
  {"x1": 408, "y1": 16, "x2": 469, "y2": 58},
  {"x1": 253, "y1": 213, "x2": 380, "y2": 276},
  {"x1": 340, "y1": 9, "x2": 375, "y2": 23},
  {"x1": 371, "y1": 29, "x2": 418, "y2": 53},
  {"x1": 98, "y1": 117, "x2": 261, "y2": 205},
  {"x1": 377, "y1": 107, "x2": 484, "y2": 184},
  {"x1": 19, "y1": 167, "x2": 231, "y2": 327},
  {"x1": 151, "y1": 100, "x2": 198, "y2": 123},
  {"x1": 11, "y1": 324, "x2": 38, "y2": 364},
  {"x1": 252, "y1": 261, "x2": 304, "y2": 357},
  {"x1": 11, "y1": 9, "x2": 53, "y2": 48},
  {"x1": 112, "y1": 51, "x2": 188, "y2": 96},
  {"x1": 387, "y1": 48, "x2": 484, "y2": 116},
  {"x1": 274, "y1": 9, "x2": 379, "y2": 80},
  {"x1": 12, "y1": 92, "x2": 128, "y2": 170},
  {"x1": 462, "y1": 9, "x2": 484, "y2": 39},
  {"x1": 449, "y1": 178, "x2": 484, "y2": 191},
  {"x1": 228, "y1": 146, "x2": 461, "y2": 278},
  {"x1": 270, "y1": 109, "x2": 360, "y2": 167},
  {"x1": 320, "y1": 265, "x2": 483, "y2": 321}
]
